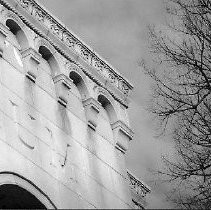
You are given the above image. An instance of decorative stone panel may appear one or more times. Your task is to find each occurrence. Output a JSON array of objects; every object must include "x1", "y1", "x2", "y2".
[
  {"x1": 0, "y1": 23, "x2": 7, "y2": 57},
  {"x1": 111, "y1": 120, "x2": 134, "y2": 154},
  {"x1": 53, "y1": 73, "x2": 72, "y2": 107},
  {"x1": 21, "y1": 47, "x2": 40, "y2": 82},
  {"x1": 127, "y1": 170, "x2": 150, "y2": 209},
  {"x1": 82, "y1": 97, "x2": 100, "y2": 130}
]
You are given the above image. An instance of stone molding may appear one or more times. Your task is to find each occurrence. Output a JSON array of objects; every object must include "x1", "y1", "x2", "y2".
[
  {"x1": 53, "y1": 73, "x2": 72, "y2": 90},
  {"x1": 111, "y1": 120, "x2": 134, "y2": 140},
  {"x1": 127, "y1": 170, "x2": 150, "y2": 198},
  {"x1": 12, "y1": 0, "x2": 133, "y2": 97},
  {"x1": 82, "y1": 97, "x2": 101, "y2": 111},
  {"x1": 111, "y1": 120, "x2": 134, "y2": 154},
  {"x1": 21, "y1": 47, "x2": 41, "y2": 62}
]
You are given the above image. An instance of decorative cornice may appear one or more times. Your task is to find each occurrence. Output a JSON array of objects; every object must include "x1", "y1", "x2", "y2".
[
  {"x1": 13, "y1": 0, "x2": 133, "y2": 97},
  {"x1": 127, "y1": 170, "x2": 151, "y2": 198}
]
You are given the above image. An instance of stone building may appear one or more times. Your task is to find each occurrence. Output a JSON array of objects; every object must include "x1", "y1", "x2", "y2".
[{"x1": 0, "y1": 0, "x2": 150, "y2": 208}]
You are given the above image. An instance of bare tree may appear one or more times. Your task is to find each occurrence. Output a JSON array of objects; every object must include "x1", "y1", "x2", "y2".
[{"x1": 142, "y1": 0, "x2": 211, "y2": 208}]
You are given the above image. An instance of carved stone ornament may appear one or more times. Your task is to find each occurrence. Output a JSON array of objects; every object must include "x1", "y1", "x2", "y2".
[
  {"x1": 111, "y1": 120, "x2": 134, "y2": 154},
  {"x1": 53, "y1": 74, "x2": 73, "y2": 107},
  {"x1": 14, "y1": 0, "x2": 133, "y2": 96},
  {"x1": 82, "y1": 97, "x2": 100, "y2": 130}
]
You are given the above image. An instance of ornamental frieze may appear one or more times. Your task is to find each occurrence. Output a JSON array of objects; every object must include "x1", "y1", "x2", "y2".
[
  {"x1": 127, "y1": 171, "x2": 150, "y2": 198},
  {"x1": 16, "y1": 0, "x2": 133, "y2": 96}
]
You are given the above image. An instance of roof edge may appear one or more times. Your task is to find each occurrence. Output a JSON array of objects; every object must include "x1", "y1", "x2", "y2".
[{"x1": 18, "y1": 0, "x2": 134, "y2": 95}]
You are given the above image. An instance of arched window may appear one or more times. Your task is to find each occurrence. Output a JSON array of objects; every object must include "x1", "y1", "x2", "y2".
[
  {"x1": 98, "y1": 94, "x2": 116, "y2": 124},
  {"x1": 38, "y1": 45, "x2": 59, "y2": 77},
  {"x1": 6, "y1": 19, "x2": 29, "y2": 50},
  {"x1": 95, "y1": 94, "x2": 117, "y2": 142},
  {"x1": 69, "y1": 71, "x2": 88, "y2": 100},
  {"x1": 0, "y1": 172, "x2": 56, "y2": 209},
  {"x1": 4, "y1": 19, "x2": 29, "y2": 68}
]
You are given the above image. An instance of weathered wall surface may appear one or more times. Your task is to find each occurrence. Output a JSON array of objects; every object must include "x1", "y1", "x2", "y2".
[{"x1": 0, "y1": 0, "x2": 135, "y2": 208}]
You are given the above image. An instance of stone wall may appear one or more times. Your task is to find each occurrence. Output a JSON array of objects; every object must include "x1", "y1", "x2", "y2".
[{"x1": 0, "y1": 0, "x2": 138, "y2": 208}]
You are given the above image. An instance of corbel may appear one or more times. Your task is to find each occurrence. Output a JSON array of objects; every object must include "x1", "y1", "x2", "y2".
[
  {"x1": 53, "y1": 74, "x2": 73, "y2": 107},
  {"x1": 111, "y1": 120, "x2": 134, "y2": 154},
  {"x1": 21, "y1": 47, "x2": 41, "y2": 82},
  {"x1": 82, "y1": 97, "x2": 101, "y2": 130}
]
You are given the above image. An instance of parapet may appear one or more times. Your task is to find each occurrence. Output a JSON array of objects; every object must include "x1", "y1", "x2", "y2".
[{"x1": 127, "y1": 170, "x2": 151, "y2": 209}]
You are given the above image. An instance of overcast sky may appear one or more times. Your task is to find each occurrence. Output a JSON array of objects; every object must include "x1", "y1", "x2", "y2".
[{"x1": 37, "y1": 0, "x2": 174, "y2": 208}]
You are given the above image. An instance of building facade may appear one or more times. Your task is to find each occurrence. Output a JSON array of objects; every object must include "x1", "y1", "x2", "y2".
[{"x1": 0, "y1": 0, "x2": 150, "y2": 208}]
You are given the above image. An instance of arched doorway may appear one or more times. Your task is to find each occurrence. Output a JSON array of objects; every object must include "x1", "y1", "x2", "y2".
[
  {"x1": 0, "y1": 172, "x2": 56, "y2": 209},
  {"x1": 0, "y1": 184, "x2": 46, "y2": 209}
]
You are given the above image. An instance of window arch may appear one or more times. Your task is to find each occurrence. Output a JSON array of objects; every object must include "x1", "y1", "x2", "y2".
[
  {"x1": 97, "y1": 94, "x2": 117, "y2": 124},
  {"x1": 6, "y1": 19, "x2": 29, "y2": 50},
  {"x1": 69, "y1": 71, "x2": 88, "y2": 100},
  {"x1": 38, "y1": 45, "x2": 59, "y2": 77},
  {"x1": 0, "y1": 171, "x2": 56, "y2": 209}
]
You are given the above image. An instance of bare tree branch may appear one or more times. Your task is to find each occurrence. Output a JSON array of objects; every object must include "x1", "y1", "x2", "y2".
[{"x1": 143, "y1": 0, "x2": 211, "y2": 208}]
